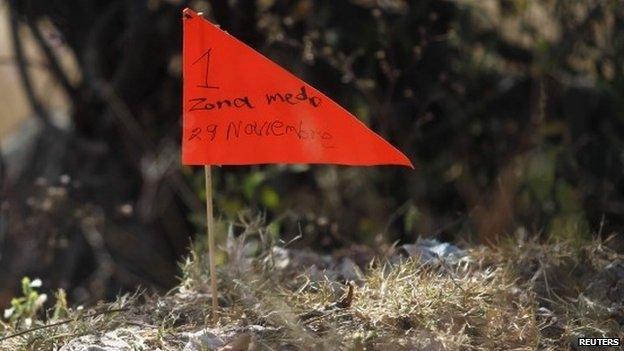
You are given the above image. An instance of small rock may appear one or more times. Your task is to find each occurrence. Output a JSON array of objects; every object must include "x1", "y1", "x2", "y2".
[
  {"x1": 59, "y1": 327, "x2": 148, "y2": 351},
  {"x1": 604, "y1": 261, "x2": 624, "y2": 280},
  {"x1": 399, "y1": 238, "x2": 466, "y2": 265},
  {"x1": 183, "y1": 328, "x2": 226, "y2": 351},
  {"x1": 218, "y1": 333, "x2": 251, "y2": 351}
]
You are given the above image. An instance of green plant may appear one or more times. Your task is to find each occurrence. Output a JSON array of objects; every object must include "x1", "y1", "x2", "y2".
[
  {"x1": 3, "y1": 277, "x2": 47, "y2": 329},
  {"x1": 51, "y1": 289, "x2": 69, "y2": 320}
]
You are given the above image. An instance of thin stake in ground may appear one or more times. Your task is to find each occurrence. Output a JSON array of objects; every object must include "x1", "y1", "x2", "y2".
[{"x1": 204, "y1": 165, "x2": 218, "y2": 321}]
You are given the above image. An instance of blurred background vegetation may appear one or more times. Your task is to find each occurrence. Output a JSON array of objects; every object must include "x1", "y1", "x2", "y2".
[{"x1": 1, "y1": 0, "x2": 623, "y2": 306}]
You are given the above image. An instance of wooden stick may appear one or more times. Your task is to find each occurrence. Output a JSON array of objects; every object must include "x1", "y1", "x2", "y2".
[{"x1": 204, "y1": 165, "x2": 218, "y2": 322}]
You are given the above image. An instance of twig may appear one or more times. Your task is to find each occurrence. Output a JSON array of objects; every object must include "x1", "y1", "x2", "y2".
[
  {"x1": 0, "y1": 144, "x2": 5, "y2": 192},
  {"x1": 0, "y1": 308, "x2": 128, "y2": 342},
  {"x1": 0, "y1": 56, "x2": 49, "y2": 68},
  {"x1": 25, "y1": 15, "x2": 79, "y2": 102},
  {"x1": 336, "y1": 281, "x2": 354, "y2": 309},
  {"x1": 8, "y1": 0, "x2": 56, "y2": 131}
]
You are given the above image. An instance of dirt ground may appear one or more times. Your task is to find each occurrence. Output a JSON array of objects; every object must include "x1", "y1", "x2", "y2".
[{"x1": 0, "y1": 231, "x2": 622, "y2": 350}]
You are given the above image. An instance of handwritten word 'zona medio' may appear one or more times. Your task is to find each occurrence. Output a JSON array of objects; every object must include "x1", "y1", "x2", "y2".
[
  {"x1": 187, "y1": 86, "x2": 321, "y2": 113},
  {"x1": 227, "y1": 119, "x2": 333, "y2": 146}
]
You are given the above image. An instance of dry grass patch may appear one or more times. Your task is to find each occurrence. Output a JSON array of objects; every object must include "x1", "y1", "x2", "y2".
[{"x1": 1, "y1": 226, "x2": 622, "y2": 350}]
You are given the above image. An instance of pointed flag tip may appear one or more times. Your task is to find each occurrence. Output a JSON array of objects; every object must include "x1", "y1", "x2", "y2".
[{"x1": 398, "y1": 156, "x2": 415, "y2": 169}]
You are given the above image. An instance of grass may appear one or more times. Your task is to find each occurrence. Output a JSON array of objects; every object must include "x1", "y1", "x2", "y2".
[{"x1": 0, "y1": 221, "x2": 622, "y2": 350}]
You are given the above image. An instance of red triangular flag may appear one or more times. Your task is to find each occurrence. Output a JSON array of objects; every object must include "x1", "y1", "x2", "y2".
[{"x1": 182, "y1": 8, "x2": 412, "y2": 167}]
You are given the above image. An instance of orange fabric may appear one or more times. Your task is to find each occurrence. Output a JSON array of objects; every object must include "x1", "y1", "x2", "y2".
[{"x1": 182, "y1": 8, "x2": 413, "y2": 167}]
